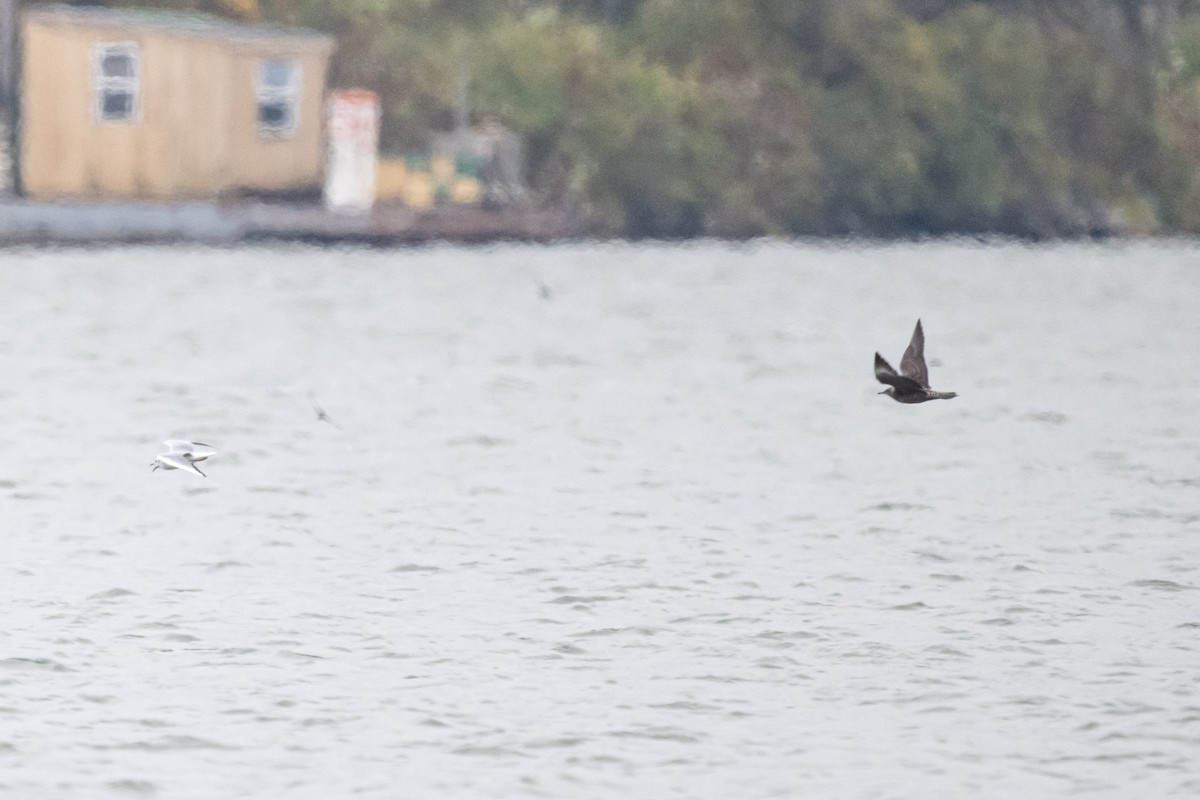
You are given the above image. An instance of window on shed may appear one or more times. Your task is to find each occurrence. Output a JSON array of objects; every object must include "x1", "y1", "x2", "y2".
[
  {"x1": 93, "y1": 42, "x2": 140, "y2": 122},
  {"x1": 256, "y1": 59, "x2": 300, "y2": 137}
]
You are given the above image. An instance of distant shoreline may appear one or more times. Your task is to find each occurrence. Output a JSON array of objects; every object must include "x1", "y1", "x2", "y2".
[
  {"x1": 0, "y1": 197, "x2": 1159, "y2": 247},
  {"x1": 0, "y1": 198, "x2": 583, "y2": 247}
]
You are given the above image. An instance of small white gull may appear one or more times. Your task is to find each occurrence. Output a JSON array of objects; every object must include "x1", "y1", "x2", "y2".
[{"x1": 151, "y1": 440, "x2": 216, "y2": 478}]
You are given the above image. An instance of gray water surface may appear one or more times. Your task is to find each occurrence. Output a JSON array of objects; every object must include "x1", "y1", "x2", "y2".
[{"x1": 0, "y1": 240, "x2": 1197, "y2": 798}]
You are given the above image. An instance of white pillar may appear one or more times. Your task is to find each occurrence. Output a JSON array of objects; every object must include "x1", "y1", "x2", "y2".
[{"x1": 324, "y1": 89, "x2": 380, "y2": 213}]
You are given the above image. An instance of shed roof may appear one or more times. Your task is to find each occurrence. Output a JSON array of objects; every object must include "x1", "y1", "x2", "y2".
[{"x1": 25, "y1": 4, "x2": 334, "y2": 48}]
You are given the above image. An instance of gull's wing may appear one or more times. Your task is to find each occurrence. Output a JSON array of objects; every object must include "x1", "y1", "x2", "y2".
[
  {"x1": 875, "y1": 353, "x2": 923, "y2": 393},
  {"x1": 158, "y1": 453, "x2": 206, "y2": 477},
  {"x1": 163, "y1": 440, "x2": 216, "y2": 460},
  {"x1": 898, "y1": 319, "x2": 929, "y2": 388},
  {"x1": 164, "y1": 439, "x2": 210, "y2": 451}
]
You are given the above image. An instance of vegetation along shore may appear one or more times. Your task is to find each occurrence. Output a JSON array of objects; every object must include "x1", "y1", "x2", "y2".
[{"x1": 50, "y1": 0, "x2": 1200, "y2": 239}]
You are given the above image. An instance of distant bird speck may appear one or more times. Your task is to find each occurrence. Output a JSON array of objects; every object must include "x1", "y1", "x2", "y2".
[
  {"x1": 309, "y1": 394, "x2": 342, "y2": 428},
  {"x1": 874, "y1": 319, "x2": 958, "y2": 404},
  {"x1": 151, "y1": 440, "x2": 216, "y2": 477}
]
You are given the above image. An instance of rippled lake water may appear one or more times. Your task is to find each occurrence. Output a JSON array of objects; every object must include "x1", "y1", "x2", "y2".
[{"x1": 0, "y1": 240, "x2": 1197, "y2": 798}]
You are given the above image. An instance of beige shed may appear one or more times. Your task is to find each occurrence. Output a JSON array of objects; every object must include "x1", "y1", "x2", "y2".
[{"x1": 19, "y1": 4, "x2": 334, "y2": 199}]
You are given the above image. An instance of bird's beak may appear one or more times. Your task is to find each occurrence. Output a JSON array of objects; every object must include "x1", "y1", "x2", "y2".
[{"x1": 877, "y1": 390, "x2": 888, "y2": 395}]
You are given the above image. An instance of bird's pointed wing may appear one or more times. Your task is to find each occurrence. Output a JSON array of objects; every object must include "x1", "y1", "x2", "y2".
[
  {"x1": 163, "y1": 440, "x2": 216, "y2": 460},
  {"x1": 899, "y1": 319, "x2": 930, "y2": 387},
  {"x1": 875, "y1": 353, "x2": 923, "y2": 393},
  {"x1": 158, "y1": 453, "x2": 206, "y2": 477},
  {"x1": 164, "y1": 441, "x2": 213, "y2": 453}
]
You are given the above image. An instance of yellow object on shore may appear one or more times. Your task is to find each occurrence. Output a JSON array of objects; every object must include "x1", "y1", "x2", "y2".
[
  {"x1": 375, "y1": 159, "x2": 409, "y2": 200},
  {"x1": 449, "y1": 177, "x2": 482, "y2": 204},
  {"x1": 375, "y1": 158, "x2": 429, "y2": 209},
  {"x1": 376, "y1": 157, "x2": 481, "y2": 210},
  {"x1": 430, "y1": 154, "x2": 456, "y2": 183}
]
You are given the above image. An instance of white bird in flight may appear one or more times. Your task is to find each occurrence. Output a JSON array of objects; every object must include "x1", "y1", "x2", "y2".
[{"x1": 151, "y1": 440, "x2": 216, "y2": 477}]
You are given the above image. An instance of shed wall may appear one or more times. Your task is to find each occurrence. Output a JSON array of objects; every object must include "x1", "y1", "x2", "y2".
[
  {"x1": 226, "y1": 45, "x2": 329, "y2": 193},
  {"x1": 20, "y1": 14, "x2": 331, "y2": 199},
  {"x1": 22, "y1": 19, "x2": 231, "y2": 198}
]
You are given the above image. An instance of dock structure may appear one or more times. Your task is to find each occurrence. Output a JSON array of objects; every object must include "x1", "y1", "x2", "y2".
[{"x1": 0, "y1": 198, "x2": 579, "y2": 245}]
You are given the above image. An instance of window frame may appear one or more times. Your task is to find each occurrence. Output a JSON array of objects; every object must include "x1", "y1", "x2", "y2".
[
  {"x1": 255, "y1": 58, "x2": 301, "y2": 138},
  {"x1": 92, "y1": 41, "x2": 141, "y2": 124}
]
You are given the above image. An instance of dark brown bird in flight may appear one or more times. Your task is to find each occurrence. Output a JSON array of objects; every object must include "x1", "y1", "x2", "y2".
[{"x1": 874, "y1": 319, "x2": 957, "y2": 403}]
